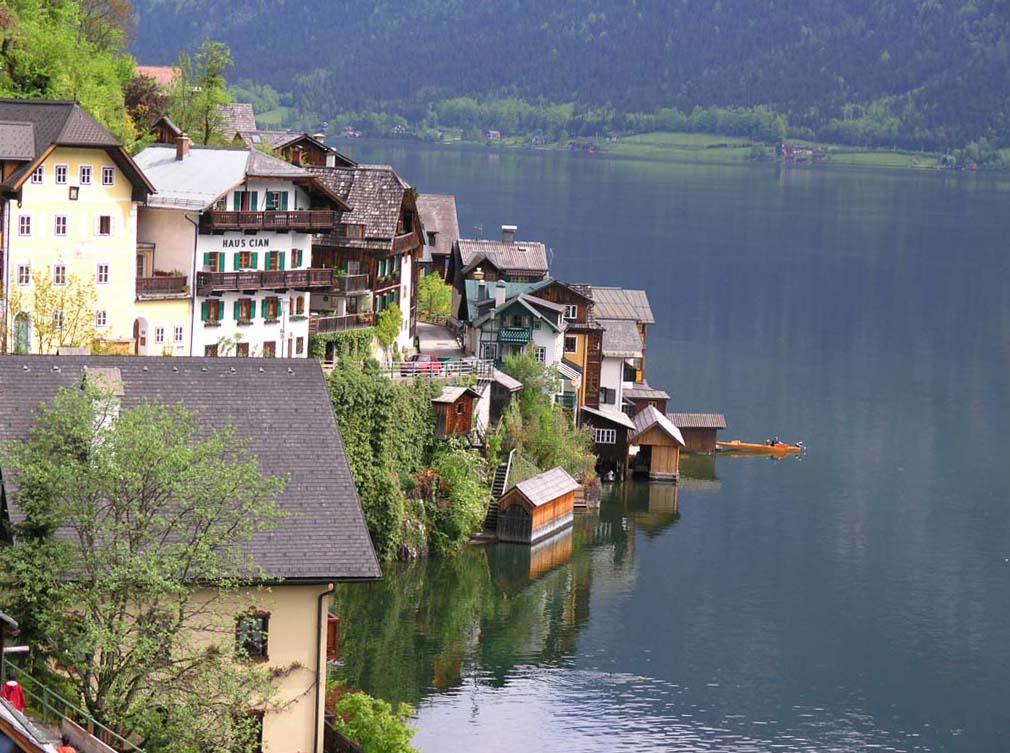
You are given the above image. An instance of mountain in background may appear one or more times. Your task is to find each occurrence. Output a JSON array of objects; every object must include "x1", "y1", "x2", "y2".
[{"x1": 131, "y1": 0, "x2": 1010, "y2": 150}]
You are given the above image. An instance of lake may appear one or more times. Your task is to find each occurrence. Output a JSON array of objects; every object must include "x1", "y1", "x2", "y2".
[{"x1": 331, "y1": 142, "x2": 1010, "y2": 753}]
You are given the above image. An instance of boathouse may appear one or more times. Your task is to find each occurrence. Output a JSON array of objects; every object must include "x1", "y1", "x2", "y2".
[
  {"x1": 580, "y1": 405, "x2": 637, "y2": 480},
  {"x1": 666, "y1": 413, "x2": 727, "y2": 453},
  {"x1": 432, "y1": 386, "x2": 482, "y2": 439},
  {"x1": 496, "y1": 467, "x2": 580, "y2": 544},
  {"x1": 630, "y1": 406, "x2": 685, "y2": 481}
]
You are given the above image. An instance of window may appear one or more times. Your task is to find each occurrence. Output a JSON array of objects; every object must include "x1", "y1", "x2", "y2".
[
  {"x1": 427, "y1": 231, "x2": 436, "y2": 246},
  {"x1": 233, "y1": 191, "x2": 257, "y2": 211},
  {"x1": 236, "y1": 298, "x2": 254, "y2": 322},
  {"x1": 97, "y1": 215, "x2": 112, "y2": 236},
  {"x1": 235, "y1": 612, "x2": 269, "y2": 660},
  {"x1": 16, "y1": 264, "x2": 30, "y2": 286},
  {"x1": 18, "y1": 215, "x2": 31, "y2": 236},
  {"x1": 68, "y1": 186, "x2": 79, "y2": 201},
  {"x1": 136, "y1": 254, "x2": 147, "y2": 278},
  {"x1": 204, "y1": 252, "x2": 224, "y2": 273},
  {"x1": 600, "y1": 387, "x2": 615, "y2": 405},
  {"x1": 96, "y1": 263, "x2": 109, "y2": 285},
  {"x1": 234, "y1": 711, "x2": 264, "y2": 753},
  {"x1": 95, "y1": 310, "x2": 108, "y2": 329},
  {"x1": 202, "y1": 299, "x2": 224, "y2": 323},
  {"x1": 262, "y1": 341, "x2": 276, "y2": 358},
  {"x1": 54, "y1": 215, "x2": 68, "y2": 236},
  {"x1": 594, "y1": 428, "x2": 617, "y2": 445},
  {"x1": 238, "y1": 251, "x2": 254, "y2": 270},
  {"x1": 154, "y1": 326, "x2": 165, "y2": 345},
  {"x1": 52, "y1": 264, "x2": 66, "y2": 286},
  {"x1": 455, "y1": 402, "x2": 466, "y2": 415},
  {"x1": 101, "y1": 166, "x2": 115, "y2": 186},
  {"x1": 55, "y1": 164, "x2": 68, "y2": 184},
  {"x1": 30, "y1": 165, "x2": 43, "y2": 184},
  {"x1": 205, "y1": 344, "x2": 219, "y2": 357},
  {"x1": 480, "y1": 342, "x2": 498, "y2": 361},
  {"x1": 291, "y1": 248, "x2": 303, "y2": 267},
  {"x1": 264, "y1": 191, "x2": 287, "y2": 210},
  {"x1": 564, "y1": 304, "x2": 578, "y2": 320},
  {"x1": 52, "y1": 311, "x2": 65, "y2": 332},
  {"x1": 174, "y1": 325, "x2": 184, "y2": 344},
  {"x1": 534, "y1": 346, "x2": 546, "y2": 364},
  {"x1": 79, "y1": 165, "x2": 92, "y2": 185},
  {"x1": 263, "y1": 297, "x2": 279, "y2": 320},
  {"x1": 295, "y1": 336, "x2": 304, "y2": 355},
  {"x1": 266, "y1": 251, "x2": 285, "y2": 271},
  {"x1": 233, "y1": 342, "x2": 249, "y2": 358},
  {"x1": 564, "y1": 336, "x2": 577, "y2": 354},
  {"x1": 290, "y1": 295, "x2": 305, "y2": 316}
]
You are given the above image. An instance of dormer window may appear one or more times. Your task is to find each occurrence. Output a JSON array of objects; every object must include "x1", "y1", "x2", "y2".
[
  {"x1": 265, "y1": 191, "x2": 287, "y2": 211},
  {"x1": 563, "y1": 305, "x2": 578, "y2": 320},
  {"x1": 233, "y1": 191, "x2": 257, "y2": 211},
  {"x1": 427, "y1": 231, "x2": 437, "y2": 246}
]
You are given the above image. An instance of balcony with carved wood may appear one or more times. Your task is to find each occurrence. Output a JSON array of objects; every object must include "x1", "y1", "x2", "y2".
[
  {"x1": 196, "y1": 268, "x2": 336, "y2": 296},
  {"x1": 136, "y1": 275, "x2": 189, "y2": 300},
  {"x1": 199, "y1": 210, "x2": 338, "y2": 234}
]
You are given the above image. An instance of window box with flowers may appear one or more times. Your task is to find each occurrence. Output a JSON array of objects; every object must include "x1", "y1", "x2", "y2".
[{"x1": 290, "y1": 315, "x2": 308, "y2": 322}]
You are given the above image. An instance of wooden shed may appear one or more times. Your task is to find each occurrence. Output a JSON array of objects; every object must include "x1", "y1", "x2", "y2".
[
  {"x1": 497, "y1": 467, "x2": 580, "y2": 544},
  {"x1": 580, "y1": 405, "x2": 637, "y2": 480},
  {"x1": 666, "y1": 413, "x2": 727, "y2": 453},
  {"x1": 432, "y1": 386, "x2": 481, "y2": 439},
  {"x1": 629, "y1": 406, "x2": 685, "y2": 481}
]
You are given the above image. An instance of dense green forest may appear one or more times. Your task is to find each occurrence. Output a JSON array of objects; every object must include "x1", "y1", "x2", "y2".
[{"x1": 132, "y1": 0, "x2": 1010, "y2": 151}]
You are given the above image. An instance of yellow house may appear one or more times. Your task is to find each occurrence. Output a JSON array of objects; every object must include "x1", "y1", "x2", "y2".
[
  {"x1": 0, "y1": 356, "x2": 382, "y2": 753},
  {"x1": 0, "y1": 99, "x2": 154, "y2": 354}
]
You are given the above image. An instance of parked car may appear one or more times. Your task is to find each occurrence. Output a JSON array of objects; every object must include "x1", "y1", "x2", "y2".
[{"x1": 399, "y1": 353, "x2": 443, "y2": 376}]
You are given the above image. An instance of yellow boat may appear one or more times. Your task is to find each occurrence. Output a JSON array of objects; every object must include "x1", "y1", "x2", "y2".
[{"x1": 716, "y1": 439, "x2": 804, "y2": 455}]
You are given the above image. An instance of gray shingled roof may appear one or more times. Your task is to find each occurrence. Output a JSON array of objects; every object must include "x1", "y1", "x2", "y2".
[
  {"x1": 666, "y1": 413, "x2": 727, "y2": 429},
  {"x1": 585, "y1": 286, "x2": 655, "y2": 324},
  {"x1": 580, "y1": 405, "x2": 636, "y2": 430},
  {"x1": 310, "y1": 164, "x2": 412, "y2": 250},
  {"x1": 514, "y1": 467, "x2": 580, "y2": 507},
  {"x1": 600, "y1": 318, "x2": 643, "y2": 358},
  {"x1": 630, "y1": 405, "x2": 685, "y2": 446},
  {"x1": 432, "y1": 386, "x2": 481, "y2": 404},
  {"x1": 0, "y1": 356, "x2": 381, "y2": 583},
  {"x1": 625, "y1": 384, "x2": 671, "y2": 401},
  {"x1": 217, "y1": 103, "x2": 257, "y2": 134},
  {"x1": 0, "y1": 121, "x2": 35, "y2": 160},
  {"x1": 457, "y1": 238, "x2": 549, "y2": 274},
  {"x1": 416, "y1": 194, "x2": 460, "y2": 259}
]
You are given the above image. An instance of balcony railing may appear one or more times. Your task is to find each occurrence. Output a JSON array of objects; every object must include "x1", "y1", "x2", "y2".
[
  {"x1": 497, "y1": 327, "x2": 532, "y2": 344},
  {"x1": 136, "y1": 275, "x2": 188, "y2": 299},
  {"x1": 199, "y1": 210, "x2": 338, "y2": 233},
  {"x1": 196, "y1": 268, "x2": 335, "y2": 296},
  {"x1": 392, "y1": 232, "x2": 420, "y2": 253},
  {"x1": 334, "y1": 273, "x2": 370, "y2": 293},
  {"x1": 555, "y1": 392, "x2": 577, "y2": 409},
  {"x1": 309, "y1": 312, "x2": 376, "y2": 335}
]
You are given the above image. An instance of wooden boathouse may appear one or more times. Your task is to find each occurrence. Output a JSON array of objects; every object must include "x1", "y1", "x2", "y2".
[
  {"x1": 666, "y1": 413, "x2": 727, "y2": 453},
  {"x1": 496, "y1": 467, "x2": 580, "y2": 544},
  {"x1": 630, "y1": 406, "x2": 685, "y2": 481}
]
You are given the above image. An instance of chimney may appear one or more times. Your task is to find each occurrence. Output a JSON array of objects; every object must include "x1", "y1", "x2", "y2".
[
  {"x1": 175, "y1": 134, "x2": 191, "y2": 161},
  {"x1": 477, "y1": 279, "x2": 488, "y2": 300},
  {"x1": 313, "y1": 132, "x2": 327, "y2": 144},
  {"x1": 473, "y1": 266, "x2": 485, "y2": 281},
  {"x1": 495, "y1": 285, "x2": 506, "y2": 307},
  {"x1": 502, "y1": 224, "x2": 517, "y2": 243}
]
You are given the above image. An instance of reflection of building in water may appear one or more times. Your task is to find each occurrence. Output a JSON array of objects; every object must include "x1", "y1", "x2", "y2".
[{"x1": 488, "y1": 529, "x2": 575, "y2": 593}]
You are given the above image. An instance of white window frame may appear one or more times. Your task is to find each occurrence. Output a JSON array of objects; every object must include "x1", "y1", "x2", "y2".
[
  {"x1": 97, "y1": 215, "x2": 112, "y2": 237},
  {"x1": 564, "y1": 335, "x2": 577, "y2": 354},
  {"x1": 53, "y1": 311, "x2": 65, "y2": 332},
  {"x1": 594, "y1": 428, "x2": 617, "y2": 445},
  {"x1": 30, "y1": 165, "x2": 44, "y2": 184},
  {"x1": 18, "y1": 215, "x2": 31, "y2": 237},
  {"x1": 95, "y1": 310, "x2": 108, "y2": 329},
  {"x1": 52, "y1": 263, "x2": 67, "y2": 287},
  {"x1": 16, "y1": 263, "x2": 31, "y2": 287},
  {"x1": 79, "y1": 165, "x2": 92, "y2": 185},
  {"x1": 154, "y1": 326, "x2": 165, "y2": 345},
  {"x1": 55, "y1": 164, "x2": 68, "y2": 185},
  {"x1": 534, "y1": 346, "x2": 546, "y2": 364},
  {"x1": 54, "y1": 215, "x2": 68, "y2": 237},
  {"x1": 563, "y1": 304, "x2": 578, "y2": 320},
  {"x1": 101, "y1": 166, "x2": 115, "y2": 186},
  {"x1": 480, "y1": 342, "x2": 498, "y2": 361},
  {"x1": 96, "y1": 263, "x2": 110, "y2": 285},
  {"x1": 173, "y1": 325, "x2": 184, "y2": 344}
]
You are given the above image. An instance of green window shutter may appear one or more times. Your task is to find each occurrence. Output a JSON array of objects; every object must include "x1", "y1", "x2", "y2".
[
  {"x1": 233, "y1": 301, "x2": 241, "y2": 320},
  {"x1": 281, "y1": 192, "x2": 289, "y2": 210},
  {"x1": 279, "y1": 252, "x2": 286, "y2": 271},
  {"x1": 251, "y1": 252, "x2": 259, "y2": 269},
  {"x1": 203, "y1": 252, "x2": 212, "y2": 269},
  {"x1": 233, "y1": 252, "x2": 242, "y2": 270},
  {"x1": 233, "y1": 192, "x2": 241, "y2": 210},
  {"x1": 250, "y1": 192, "x2": 258, "y2": 211},
  {"x1": 201, "y1": 301, "x2": 209, "y2": 322},
  {"x1": 250, "y1": 300, "x2": 257, "y2": 319}
]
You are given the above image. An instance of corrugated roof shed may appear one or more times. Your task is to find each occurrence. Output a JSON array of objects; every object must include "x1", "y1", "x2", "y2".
[
  {"x1": 0, "y1": 356, "x2": 381, "y2": 582},
  {"x1": 217, "y1": 102, "x2": 257, "y2": 134},
  {"x1": 514, "y1": 467, "x2": 580, "y2": 507},
  {"x1": 666, "y1": 413, "x2": 727, "y2": 429},
  {"x1": 600, "y1": 318, "x2": 643, "y2": 357},
  {"x1": 457, "y1": 238, "x2": 549, "y2": 274},
  {"x1": 630, "y1": 406, "x2": 685, "y2": 446},
  {"x1": 416, "y1": 194, "x2": 460, "y2": 260},
  {"x1": 586, "y1": 286, "x2": 655, "y2": 324}
]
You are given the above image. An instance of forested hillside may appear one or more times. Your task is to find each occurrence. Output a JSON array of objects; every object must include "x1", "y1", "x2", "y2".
[{"x1": 134, "y1": 0, "x2": 1010, "y2": 150}]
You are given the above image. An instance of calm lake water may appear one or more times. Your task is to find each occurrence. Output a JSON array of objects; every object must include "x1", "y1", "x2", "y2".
[{"x1": 331, "y1": 142, "x2": 1010, "y2": 753}]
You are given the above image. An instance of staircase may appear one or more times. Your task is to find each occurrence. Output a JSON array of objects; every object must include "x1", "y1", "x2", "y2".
[{"x1": 484, "y1": 449, "x2": 515, "y2": 531}]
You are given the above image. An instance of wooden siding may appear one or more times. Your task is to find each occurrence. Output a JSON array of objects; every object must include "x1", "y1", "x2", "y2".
[
  {"x1": 497, "y1": 488, "x2": 576, "y2": 544},
  {"x1": 680, "y1": 427, "x2": 719, "y2": 453},
  {"x1": 434, "y1": 395, "x2": 475, "y2": 438}
]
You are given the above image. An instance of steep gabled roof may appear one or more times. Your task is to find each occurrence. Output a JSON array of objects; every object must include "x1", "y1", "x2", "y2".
[
  {"x1": 416, "y1": 194, "x2": 460, "y2": 259},
  {"x1": 630, "y1": 405, "x2": 685, "y2": 446},
  {"x1": 472, "y1": 292, "x2": 565, "y2": 330},
  {"x1": 0, "y1": 357, "x2": 381, "y2": 583},
  {"x1": 457, "y1": 238, "x2": 549, "y2": 274},
  {"x1": 237, "y1": 130, "x2": 357, "y2": 167},
  {"x1": 310, "y1": 164, "x2": 415, "y2": 251},
  {"x1": 217, "y1": 102, "x2": 257, "y2": 134}
]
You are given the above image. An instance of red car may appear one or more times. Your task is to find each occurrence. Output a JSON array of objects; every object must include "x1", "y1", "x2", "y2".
[{"x1": 399, "y1": 353, "x2": 443, "y2": 376}]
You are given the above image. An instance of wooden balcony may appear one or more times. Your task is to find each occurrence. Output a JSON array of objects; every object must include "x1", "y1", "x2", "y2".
[
  {"x1": 392, "y1": 232, "x2": 420, "y2": 253},
  {"x1": 334, "y1": 273, "x2": 370, "y2": 293},
  {"x1": 309, "y1": 312, "x2": 376, "y2": 335},
  {"x1": 199, "y1": 210, "x2": 338, "y2": 233},
  {"x1": 136, "y1": 275, "x2": 188, "y2": 299},
  {"x1": 196, "y1": 268, "x2": 335, "y2": 296}
]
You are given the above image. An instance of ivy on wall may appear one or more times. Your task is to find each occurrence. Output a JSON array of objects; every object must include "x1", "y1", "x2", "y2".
[{"x1": 309, "y1": 328, "x2": 377, "y2": 362}]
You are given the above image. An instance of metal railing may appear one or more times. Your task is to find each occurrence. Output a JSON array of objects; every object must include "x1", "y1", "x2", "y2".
[
  {"x1": 381, "y1": 358, "x2": 494, "y2": 381},
  {"x1": 5, "y1": 663, "x2": 146, "y2": 753}
]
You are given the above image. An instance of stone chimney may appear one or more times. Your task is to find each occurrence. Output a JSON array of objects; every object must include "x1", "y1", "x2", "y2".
[
  {"x1": 494, "y1": 285, "x2": 507, "y2": 307},
  {"x1": 501, "y1": 224, "x2": 517, "y2": 243},
  {"x1": 175, "y1": 134, "x2": 191, "y2": 161}
]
